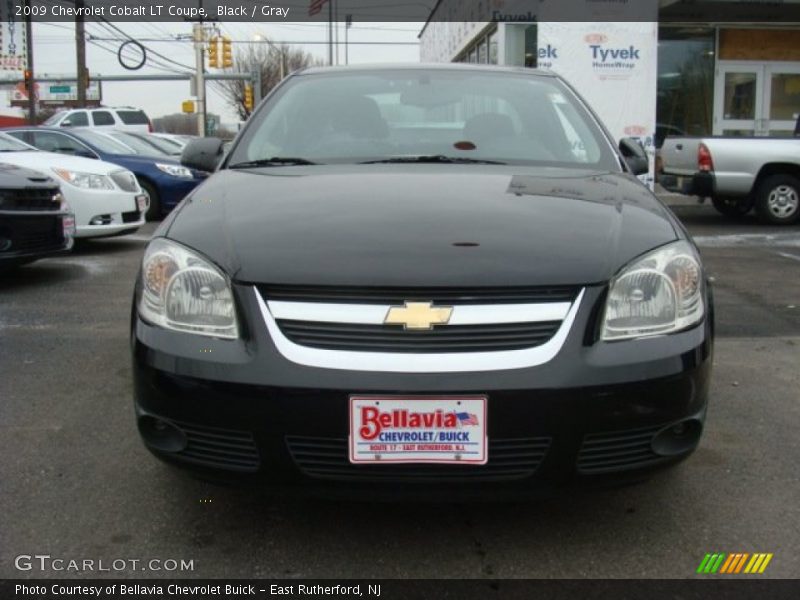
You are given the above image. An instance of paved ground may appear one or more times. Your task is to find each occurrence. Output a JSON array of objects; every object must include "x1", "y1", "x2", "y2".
[{"x1": 1, "y1": 199, "x2": 799, "y2": 579}]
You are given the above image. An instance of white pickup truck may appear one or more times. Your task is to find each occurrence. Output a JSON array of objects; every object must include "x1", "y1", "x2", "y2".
[{"x1": 660, "y1": 136, "x2": 800, "y2": 225}]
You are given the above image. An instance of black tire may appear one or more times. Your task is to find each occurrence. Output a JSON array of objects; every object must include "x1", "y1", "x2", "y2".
[
  {"x1": 139, "y1": 179, "x2": 161, "y2": 222},
  {"x1": 711, "y1": 196, "x2": 753, "y2": 218},
  {"x1": 754, "y1": 174, "x2": 800, "y2": 225}
]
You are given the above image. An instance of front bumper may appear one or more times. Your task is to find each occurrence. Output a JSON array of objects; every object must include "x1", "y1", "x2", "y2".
[
  {"x1": 60, "y1": 186, "x2": 146, "y2": 238},
  {"x1": 0, "y1": 210, "x2": 73, "y2": 267},
  {"x1": 131, "y1": 284, "x2": 714, "y2": 495}
]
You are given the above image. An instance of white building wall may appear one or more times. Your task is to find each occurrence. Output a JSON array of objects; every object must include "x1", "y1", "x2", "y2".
[{"x1": 538, "y1": 22, "x2": 660, "y2": 187}]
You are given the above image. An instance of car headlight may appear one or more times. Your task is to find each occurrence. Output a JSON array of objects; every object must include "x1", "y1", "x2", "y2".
[
  {"x1": 155, "y1": 163, "x2": 193, "y2": 178},
  {"x1": 138, "y1": 238, "x2": 238, "y2": 339},
  {"x1": 52, "y1": 168, "x2": 114, "y2": 190},
  {"x1": 601, "y1": 240, "x2": 705, "y2": 341}
]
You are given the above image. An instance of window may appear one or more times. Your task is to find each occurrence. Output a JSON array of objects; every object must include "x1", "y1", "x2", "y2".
[
  {"x1": 657, "y1": 27, "x2": 715, "y2": 141},
  {"x1": 62, "y1": 111, "x2": 88, "y2": 127},
  {"x1": 117, "y1": 110, "x2": 150, "y2": 125},
  {"x1": 92, "y1": 111, "x2": 115, "y2": 126},
  {"x1": 488, "y1": 33, "x2": 498, "y2": 65},
  {"x1": 0, "y1": 132, "x2": 36, "y2": 151},
  {"x1": 73, "y1": 130, "x2": 135, "y2": 155},
  {"x1": 32, "y1": 131, "x2": 94, "y2": 157}
]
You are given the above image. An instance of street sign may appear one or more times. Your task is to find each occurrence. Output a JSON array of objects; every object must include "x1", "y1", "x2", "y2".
[
  {"x1": 182, "y1": 100, "x2": 195, "y2": 114},
  {"x1": 11, "y1": 80, "x2": 101, "y2": 103}
]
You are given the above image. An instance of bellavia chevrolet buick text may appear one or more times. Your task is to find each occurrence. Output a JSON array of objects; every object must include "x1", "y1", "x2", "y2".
[{"x1": 131, "y1": 65, "x2": 713, "y2": 497}]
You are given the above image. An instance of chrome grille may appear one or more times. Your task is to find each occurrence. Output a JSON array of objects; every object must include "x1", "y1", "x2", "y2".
[
  {"x1": 0, "y1": 187, "x2": 60, "y2": 211},
  {"x1": 110, "y1": 170, "x2": 139, "y2": 192},
  {"x1": 261, "y1": 284, "x2": 579, "y2": 305},
  {"x1": 277, "y1": 319, "x2": 561, "y2": 353}
]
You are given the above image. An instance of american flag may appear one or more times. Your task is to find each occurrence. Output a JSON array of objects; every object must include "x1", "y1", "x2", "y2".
[
  {"x1": 456, "y1": 412, "x2": 479, "y2": 426},
  {"x1": 308, "y1": 0, "x2": 329, "y2": 16}
]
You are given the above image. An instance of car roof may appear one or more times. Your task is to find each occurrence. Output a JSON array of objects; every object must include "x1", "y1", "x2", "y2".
[{"x1": 297, "y1": 63, "x2": 557, "y2": 77}]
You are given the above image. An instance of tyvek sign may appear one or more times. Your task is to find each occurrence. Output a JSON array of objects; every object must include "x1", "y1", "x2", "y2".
[{"x1": 538, "y1": 22, "x2": 659, "y2": 189}]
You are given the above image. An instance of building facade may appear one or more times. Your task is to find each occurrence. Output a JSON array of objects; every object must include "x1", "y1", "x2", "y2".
[{"x1": 420, "y1": 1, "x2": 800, "y2": 183}]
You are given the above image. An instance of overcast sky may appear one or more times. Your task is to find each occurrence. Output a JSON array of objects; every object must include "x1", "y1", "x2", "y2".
[{"x1": 18, "y1": 21, "x2": 421, "y2": 124}]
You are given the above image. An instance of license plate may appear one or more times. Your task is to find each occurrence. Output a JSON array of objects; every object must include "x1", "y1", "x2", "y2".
[
  {"x1": 136, "y1": 194, "x2": 149, "y2": 212},
  {"x1": 349, "y1": 395, "x2": 487, "y2": 465}
]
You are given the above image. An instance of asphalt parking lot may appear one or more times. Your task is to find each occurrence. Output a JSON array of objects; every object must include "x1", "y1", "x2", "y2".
[{"x1": 1, "y1": 199, "x2": 799, "y2": 579}]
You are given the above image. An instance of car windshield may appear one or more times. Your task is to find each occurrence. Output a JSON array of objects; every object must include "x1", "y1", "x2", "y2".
[
  {"x1": 107, "y1": 132, "x2": 168, "y2": 156},
  {"x1": 43, "y1": 112, "x2": 64, "y2": 126},
  {"x1": 0, "y1": 133, "x2": 36, "y2": 152},
  {"x1": 229, "y1": 69, "x2": 618, "y2": 170},
  {"x1": 73, "y1": 130, "x2": 143, "y2": 155},
  {"x1": 136, "y1": 134, "x2": 181, "y2": 154}
]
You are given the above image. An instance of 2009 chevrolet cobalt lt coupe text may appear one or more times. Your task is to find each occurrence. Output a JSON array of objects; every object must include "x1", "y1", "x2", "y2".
[{"x1": 131, "y1": 65, "x2": 713, "y2": 496}]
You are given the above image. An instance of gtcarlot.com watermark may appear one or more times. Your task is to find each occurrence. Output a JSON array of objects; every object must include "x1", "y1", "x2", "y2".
[{"x1": 14, "y1": 554, "x2": 195, "y2": 573}]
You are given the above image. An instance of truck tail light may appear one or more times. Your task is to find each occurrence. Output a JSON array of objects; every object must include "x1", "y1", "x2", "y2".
[{"x1": 698, "y1": 143, "x2": 714, "y2": 172}]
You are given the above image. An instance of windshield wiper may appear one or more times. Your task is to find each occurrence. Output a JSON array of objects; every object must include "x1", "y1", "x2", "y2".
[
  {"x1": 228, "y1": 157, "x2": 318, "y2": 168},
  {"x1": 360, "y1": 155, "x2": 506, "y2": 165}
]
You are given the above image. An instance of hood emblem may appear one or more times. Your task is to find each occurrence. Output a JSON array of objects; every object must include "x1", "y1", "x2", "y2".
[{"x1": 384, "y1": 301, "x2": 454, "y2": 330}]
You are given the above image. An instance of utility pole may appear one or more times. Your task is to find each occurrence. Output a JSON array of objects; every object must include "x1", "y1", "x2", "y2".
[
  {"x1": 327, "y1": 0, "x2": 333, "y2": 65},
  {"x1": 75, "y1": 0, "x2": 87, "y2": 106},
  {"x1": 23, "y1": 0, "x2": 35, "y2": 124},
  {"x1": 193, "y1": 22, "x2": 206, "y2": 137},
  {"x1": 345, "y1": 15, "x2": 352, "y2": 65},
  {"x1": 333, "y1": 0, "x2": 338, "y2": 65}
]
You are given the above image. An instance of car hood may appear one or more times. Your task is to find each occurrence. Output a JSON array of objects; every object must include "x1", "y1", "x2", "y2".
[
  {"x1": 0, "y1": 161, "x2": 58, "y2": 187},
  {"x1": 165, "y1": 166, "x2": 679, "y2": 287},
  {"x1": 0, "y1": 150, "x2": 122, "y2": 176}
]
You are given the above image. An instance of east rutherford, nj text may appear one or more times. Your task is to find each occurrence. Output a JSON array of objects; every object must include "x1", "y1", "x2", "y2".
[{"x1": 271, "y1": 584, "x2": 381, "y2": 596}]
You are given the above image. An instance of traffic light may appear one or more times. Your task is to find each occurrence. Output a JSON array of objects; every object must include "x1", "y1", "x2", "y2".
[
  {"x1": 23, "y1": 69, "x2": 32, "y2": 87},
  {"x1": 244, "y1": 84, "x2": 254, "y2": 112},
  {"x1": 222, "y1": 36, "x2": 233, "y2": 69},
  {"x1": 207, "y1": 36, "x2": 219, "y2": 69}
]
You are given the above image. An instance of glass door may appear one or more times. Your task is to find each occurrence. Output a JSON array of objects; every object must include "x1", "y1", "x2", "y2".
[
  {"x1": 764, "y1": 65, "x2": 800, "y2": 136},
  {"x1": 714, "y1": 63, "x2": 765, "y2": 136},
  {"x1": 715, "y1": 62, "x2": 800, "y2": 136}
]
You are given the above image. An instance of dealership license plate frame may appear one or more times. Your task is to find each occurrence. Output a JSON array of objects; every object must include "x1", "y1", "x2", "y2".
[{"x1": 349, "y1": 395, "x2": 488, "y2": 465}]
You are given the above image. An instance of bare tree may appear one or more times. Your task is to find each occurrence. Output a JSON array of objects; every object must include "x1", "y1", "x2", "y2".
[{"x1": 217, "y1": 43, "x2": 321, "y2": 121}]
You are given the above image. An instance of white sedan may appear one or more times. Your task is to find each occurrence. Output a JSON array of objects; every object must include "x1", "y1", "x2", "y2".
[{"x1": 0, "y1": 133, "x2": 147, "y2": 238}]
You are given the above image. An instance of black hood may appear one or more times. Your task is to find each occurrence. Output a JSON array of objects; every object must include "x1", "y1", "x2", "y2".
[
  {"x1": 0, "y1": 162, "x2": 58, "y2": 189},
  {"x1": 165, "y1": 166, "x2": 678, "y2": 287}
]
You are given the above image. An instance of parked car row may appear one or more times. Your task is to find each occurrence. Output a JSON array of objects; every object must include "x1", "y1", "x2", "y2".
[
  {"x1": 3, "y1": 127, "x2": 206, "y2": 221},
  {"x1": 0, "y1": 118, "x2": 208, "y2": 270},
  {"x1": 0, "y1": 162, "x2": 74, "y2": 270}
]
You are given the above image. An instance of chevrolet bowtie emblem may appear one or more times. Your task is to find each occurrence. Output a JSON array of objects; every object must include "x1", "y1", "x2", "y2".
[{"x1": 384, "y1": 301, "x2": 454, "y2": 330}]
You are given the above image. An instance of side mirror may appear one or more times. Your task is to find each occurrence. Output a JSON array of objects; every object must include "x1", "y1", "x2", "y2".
[
  {"x1": 181, "y1": 137, "x2": 223, "y2": 173},
  {"x1": 61, "y1": 119, "x2": 73, "y2": 128},
  {"x1": 619, "y1": 137, "x2": 649, "y2": 176}
]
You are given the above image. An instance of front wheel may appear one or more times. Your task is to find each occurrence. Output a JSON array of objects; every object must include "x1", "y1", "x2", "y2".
[
  {"x1": 139, "y1": 179, "x2": 161, "y2": 222},
  {"x1": 711, "y1": 196, "x2": 753, "y2": 218},
  {"x1": 754, "y1": 174, "x2": 800, "y2": 225}
]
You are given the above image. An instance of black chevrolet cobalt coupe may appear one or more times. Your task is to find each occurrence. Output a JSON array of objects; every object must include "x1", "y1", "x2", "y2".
[{"x1": 132, "y1": 65, "x2": 713, "y2": 495}]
